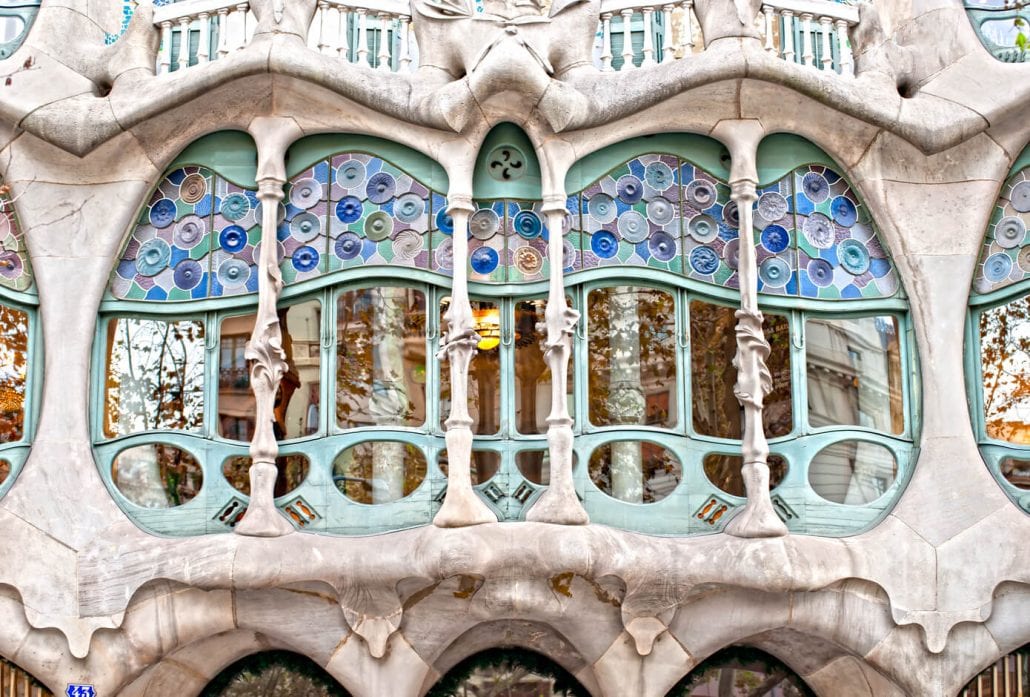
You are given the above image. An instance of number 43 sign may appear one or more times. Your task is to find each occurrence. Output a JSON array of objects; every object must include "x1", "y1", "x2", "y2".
[{"x1": 66, "y1": 685, "x2": 96, "y2": 697}]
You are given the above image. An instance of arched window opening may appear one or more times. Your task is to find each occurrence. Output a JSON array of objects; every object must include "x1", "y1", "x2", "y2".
[
  {"x1": 428, "y1": 648, "x2": 590, "y2": 697},
  {"x1": 968, "y1": 147, "x2": 1030, "y2": 514},
  {"x1": 0, "y1": 655, "x2": 52, "y2": 697},
  {"x1": 667, "y1": 647, "x2": 815, "y2": 697},
  {"x1": 199, "y1": 651, "x2": 350, "y2": 697},
  {"x1": 959, "y1": 644, "x2": 1030, "y2": 697}
]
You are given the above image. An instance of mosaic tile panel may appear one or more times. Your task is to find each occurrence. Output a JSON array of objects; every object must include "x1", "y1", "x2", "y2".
[
  {"x1": 112, "y1": 166, "x2": 216, "y2": 302},
  {"x1": 430, "y1": 192, "x2": 453, "y2": 275},
  {"x1": 469, "y1": 200, "x2": 507, "y2": 283},
  {"x1": 754, "y1": 179, "x2": 797, "y2": 296},
  {"x1": 327, "y1": 154, "x2": 431, "y2": 274},
  {"x1": 0, "y1": 188, "x2": 32, "y2": 294},
  {"x1": 680, "y1": 162, "x2": 737, "y2": 288},
  {"x1": 973, "y1": 167, "x2": 1030, "y2": 295},
  {"x1": 210, "y1": 179, "x2": 261, "y2": 297},
  {"x1": 280, "y1": 161, "x2": 330, "y2": 285},
  {"x1": 790, "y1": 165, "x2": 897, "y2": 300}
]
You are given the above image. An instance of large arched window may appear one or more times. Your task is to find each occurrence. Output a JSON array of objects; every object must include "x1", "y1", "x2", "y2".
[
  {"x1": 667, "y1": 647, "x2": 815, "y2": 697},
  {"x1": 427, "y1": 648, "x2": 590, "y2": 697},
  {"x1": 98, "y1": 129, "x2": 912, "y2": 537},
  {"x1": 959, "y1": 644, "x2": 1029, "y2": 697},
  {"x1": 967, "y1": 147, "x2": 1030, "y2": 514},
  {"x1": 0, "y1": 180, "x2": 36, "y2": 499},
  {"x1": 0, "y1": 655, "x2": 51, "y2": 696},
  {"x1": 200, "y1": 651, "x2": 350, "y2": 697}
]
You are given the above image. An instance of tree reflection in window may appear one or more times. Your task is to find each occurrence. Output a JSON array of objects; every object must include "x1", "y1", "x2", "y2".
[
  {"x1": 589, "y1": 441, "x2": 682, "y2": 503},
  {"x1": 112, "y1": 443, "x2": 203, "y2": 508},
  {"x1": 103, "y1": 318, "x2": 205, "y2": 437},
  {"x1": 0, "y1": 302, "x2": 27, "y2": 443},
  {"x1": 668, "y1": 647, "x2": 815, "y2": 697},
  {"x1": 333, "y1": 441, "x2": 427, "y2": 503},
  {"x1": 981, "y1": 296, "x2": 1030, "y2": 444},
  {"x1": 200, "y1": 650, "x2": 350, "y2": 697},
  {"x1": 427, "y1": 648, "x2": 590, "y2": 697},
  {"x1": 588, "y1": 287, "x2": 677, "y2": 428}
]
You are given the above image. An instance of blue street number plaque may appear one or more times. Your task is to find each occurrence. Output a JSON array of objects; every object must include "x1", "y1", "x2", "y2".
[{"x1": 66, "y1": 685, "x2": 96, "y2": 697}]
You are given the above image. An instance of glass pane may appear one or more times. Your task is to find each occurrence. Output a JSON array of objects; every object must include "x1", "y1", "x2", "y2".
[
  {"x1": 981, "y1": 297, "x2": 1030, "y2": 443},
  {"x1": 690, "y1": 301, "x2": 739, "y2": 438},
  {"x1": 337, "y1": 288, "x2": 427, "y2": 429},
  {"x1": 515, "y1": 450, "x2": 578, "y2": 486},
  {"x1": 332, "y1": 441, "x2": 427, "y2": 504},
  {"x1": 439, "y1": 449, "x2": 501, "y2": 485},
  {"x1": 431, "y1": 649, "x2": 589, "y2": 697},
  {"x1": 0, "y1": 303, "x2": 27, "y2": 442},
  {"x1": 805, "y1": 316, "x2": 903, "y2": 434},
  {"x1": 440, "y1": 298, "x2": 501, "y2": 435},
  {"x1": 112, "y1": 443, "x2": 203, "y2": 508},
  {"x1": 218, "y1": 312, "x2": 255, "y2": 441},
  {"x1": 588, "y1": 287, "x2": 677, "y2": 428},
  {"x1": 764, "y1": 313, "x2": 793, "y2": 437},
  {"x1": 223, "y1": 454, "x2": 310, "y2": 497},
  {"x1": 588, "y1": 441, "x2": 682, "y2": 503},
  {"x1": 0, "y1": 458, "x2": 9, "y2": 485},
  {"x1": 702, "y1": 453, "x2": 787, "y2": 497},
  {"x1": 515, "y1": 299, "x2": 549, "y2": 434},
  {"x1": 1000, "y1": 457, "x2": 1030, "y2": 489},
  {"x1": 808, "y1": 440, "x2": 897, "y2": 505},
  {"x1": 104, "y1": 318, "x2": 205, "y2": 437},
  {"x1": 278, "y1": 300, "x2": 322, "y2": 440},
  {"x1": 672, "y1": 647, "x2": 815, "y2": 697}
]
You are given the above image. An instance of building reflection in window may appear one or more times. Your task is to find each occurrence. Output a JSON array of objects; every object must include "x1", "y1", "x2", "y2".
[
  {"x1": 440, "y1": 297, "x2": 500, "y2": 434},
  {"x1": 589, "y1": 441, "x2": 682, "y2": 503},
  {"x1": 0, "y1": 303, "x2": 27, "y2": 443},
  {"x1": 218, "y1": 312, "x2": 255, "y2": 441},
  {"x1": 805, "y1": 316, "x2": 902, "y2": 434},
  {"x1": 104, "y1": 317, "x2": 205, "y2": 437},
  {"x1": 333, "y1": 441, "x2": 427, "y2": 503},
  {"x1": 338, "y1": 288, "x2": 426, "y2": 430},
  {"x1": 808, "y1": 439, "x2": 897, "y2": 505},
  {"x1": 588, "y1": 286, "x2": 677, "y2": 429},
  {"x1": 223, "y1": 454, "x2": 310, "y2": 498},
  {"x1": 112, "y1": 443, "x2": 203, "y2": 508},
  {"x1": 980, "y1": 296, "x2": 1030, "y2": 444}
]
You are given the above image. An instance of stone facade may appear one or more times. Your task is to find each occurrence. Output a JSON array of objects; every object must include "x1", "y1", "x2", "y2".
[{"x1": 0, "y1": 0, "x2": 1027, "y2": 695}]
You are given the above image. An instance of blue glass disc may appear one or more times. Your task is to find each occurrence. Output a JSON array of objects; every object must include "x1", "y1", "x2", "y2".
[
  {"x1": 831, "y1": 196, "x2": 858, "y2": 227},
  {"x1": 172, "y1": 259, "x2": 203, "y2": 290},
  {"x1": 435, "y1": 208, "x2": 454, "y2": 235},
  {"x1": 648, "y1": 231, "x2": 677, "y2": 261},
  {"x1": 591, "y1": 230, "x2": 618, "y2": 258},
  {"x1": 616, "y1": 175, "x2": 644, "y2": 204},
  {"x1": 689, "y1": 246, "x2": 719, "y2": 275},
  {"x1": 984, "y1": 252, "x2": 1014, "y2": 282},
  {"x1": 335, "y1": 232, "x2": 362, "y2": 260},
  {"x1": 759, "y1": 257, "x2": 790, "y2": 288},
  {"x1": 219, "y1": 225, "x2": 248, "y2": 253},
  {"x1": 366, "y1": 172, "x2": 396, "y2": 204},
  {"x1": 136, "y1": 238, "x2": 171, "y2": 276},
  {"x1": 644, "y1": 162, "x2": 674, "y2": 190},
  {"x1": 513, "y1": 210, "x2": 542, "y2": 239},
  {"x1": 761, "y1": 225, "x2": 790, "y2": 253},
  {"x1": 807, "y1": 258, "x2": 835, "y2": 287},
  {"x1": 839, "y1": 239, "x2": 871, "y2": 275},
  {"x1": 216, "y1": 258, "x2": 250, "y2": 288},
  {"x1": 149, "y1": 198, "x2": 177, "y2": 229},
  {"x1": 220, "y1": 192, "x2": 251, "y2": 222},
  {"x1": 336, "y1": 196, "x2": 363, "y2": 224},
  {"x1": 802, "y1": 172, "x2": 829, "y2": 203},
  {"x1": 470, "y1": 246, "x2": 499, "y2": 274},
  {"x1": 292, "y1": 245, "x2": 320, "y2": 272}
]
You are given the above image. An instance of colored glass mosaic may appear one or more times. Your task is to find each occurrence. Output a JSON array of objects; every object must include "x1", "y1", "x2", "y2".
[
  {"x1": 755, "y1": 165, "x2": 898, "y2": 300},
  {"x1": 0, "y1": 187, "x2": 32, "y2": 294},
  {"x1": 973, "y1": 167, "x2": 1030, "y2": 295}
]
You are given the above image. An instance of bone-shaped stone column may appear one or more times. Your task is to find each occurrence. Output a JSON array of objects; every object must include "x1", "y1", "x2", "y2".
[
  {"x1": 712, "y1": 120, "x2": 788, "y2": 538},
  {"x1": 235, "y1": 117, "x2": 302, "y2": 537},
  {"x1": 526, "y1": 198, "x2": 589, "y2": 524},
  {"x1": 434, "y1": 196, "x2": 498, "y2": 527}
]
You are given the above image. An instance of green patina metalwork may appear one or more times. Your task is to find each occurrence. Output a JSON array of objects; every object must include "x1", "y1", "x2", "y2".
[
  {"x1": 963, "y1": 2, "x2": 1030, "y2": 63},
  {"x1": 0, "y1": 1, "x2": 40, "y2": 61},
  {"x1": 94, "y1": 131, "x2": 917, "y2": 537}
]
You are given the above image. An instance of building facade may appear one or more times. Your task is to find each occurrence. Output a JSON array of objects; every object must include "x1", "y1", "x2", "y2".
[{"x1": 0, "y1": 0, "x2": 1027, "y2": 694}]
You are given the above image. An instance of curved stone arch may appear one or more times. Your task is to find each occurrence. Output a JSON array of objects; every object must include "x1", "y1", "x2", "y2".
[
  {"x1": 0, "y1": 653, "x2": 51, "y2": 696},
  {"x1": 423, "y1": 622, "x2": 600, "y2": 697},
  {"x1": 663, "y1": 643, "x2": 819, "y2": 697}
]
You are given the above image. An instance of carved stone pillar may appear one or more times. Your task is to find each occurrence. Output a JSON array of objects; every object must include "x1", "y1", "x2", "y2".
[
  {"x1": 725, "y1": 178, "x2": 787, "y2": 537},
  {"x1": 526, "y1": 198, "x2": 588, "y2": 524},
  {"x1": 235, "y1": 178, "x2": 294, "y2": 537},
  {"x1": 370, "y1": 286, "x2": 409, "y2": 503},
  {"x1": 434, "y1": 197, "x2": 497, "y2": 527}
]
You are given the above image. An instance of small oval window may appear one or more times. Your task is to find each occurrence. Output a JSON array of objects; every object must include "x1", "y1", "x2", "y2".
[
  {"x1": 223, "y1": 454, "x2": 310, "y2": 497},
  {"x1": 703, "y1": 453, "x2": 787, "y2": 497},
  {"x1": 333, "y1": 441, "x2": 427, "y2": 503},
  {"x1": 439, "y1": 449, "x2": 500, "y2": 485},
  {"x1": 112, "y1": 443, "x2": 203, "y2": 507},
  {"x1": 808, "y1": 440, "x2": 897, "y2": 505},
  {"x1": 1000, "y1": 457, "x2": 1030, "y2": 490},
  {"x1": 588, "y1": 441, "x2": 681, "y2": 503},
  {"x1": 0, "y1": 458, "x2": 9, "y2": 486}
]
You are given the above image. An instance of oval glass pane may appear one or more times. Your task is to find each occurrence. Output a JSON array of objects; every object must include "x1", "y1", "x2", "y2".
[
  {"x1": 1000, "y1": 457, "x2": 1030, "y2": 489},
  {"x1": 980, "y1": 297, "x2": 1030, "y2": 444},
  {"x1": 112, "y1": 443, "x2": 203, "y2": 507},
  {"x1": 0, "y1": 458, "x2": 9, "y2": 485},
  {"x1": 333, "y1": 441, "x2": 427, "y2": 504},
  {"x1": 439, "y1": 449, "x2": 500, "y2": 485},
  {"x1": 0, "y1": 303, "x2": 27, "y2": 443},
  {"x1": 588, "y1": 287, "x2": 677, "y2": 428},
  {"x1": 514, "y1": 450, "x2": 579, "y2": 486},
  {"x1": 588, "y1": 441, "x2": 682, "y2": 503},
  {"x1": 104, "y1": 317, "x2": 206, "y2": 438},
  {"x1": 808, "y1": 440, "x2": 897, "y2": 505},
  {"x1": 337, "y1": 288, "x2": 427, "y2": 430},
  {"x1": 702, "y1": 453, "x2": 787, "y2": 497},
  {"x1": 223, "y1": 454, "x2": 310, "y2": 497},
  {"x1": 806, "y1": 316, "x2": 903, "y2": 434}
]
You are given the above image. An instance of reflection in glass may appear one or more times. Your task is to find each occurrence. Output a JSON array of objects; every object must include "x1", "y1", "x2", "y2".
[
  {"x1": 441, "y1": 298, "x2": 500, "y2": 434},
  {"x1": 337, "y1": 288, "x2": 426, "y2": 429},
  {"x1": 439, "y1": 449, "x2": 500, "y2": 484},
  {"x1": 223, "y1": 454, "x2": 310, "y2": 497},
  {"x1": 808, "y1": 440, "x2": 897, "y2": 505},
  {"x1": 0, "y1": 303, "x2": 27, "y2": 443},
  {"x1": 104, "y1": 318, "x2": 205, "y2": 437},
  {"x1": 333, "y1": 441, "x2": 427, "y2": 503},
  {"x1": 981, "y1": 297, "x2": 1030, "y2": 444},
  {"x1": 805, "y1": 316, "x2": 903, "y2": 434},
  {"x1": 515, "y1": 298, "x2": 571, "y2": 434},
  {"x1": 691, "y1": 303, "x2": 791, "y2": 438},
  {"x1": 278, "y1": 300, "x2": 322, "y2": 440},
  {"x1": 588, "y1": 441, "x2": 681, "y2": 503},
  {"x1": 515, "y1": 450, "x2": 579, "y2": 486},
  {"x1": 218, "y1": 312, "x2": 255, "y2": 441},
  {"x1": 0, "y1": 458, "x2": 9, "y2": 485},
  {"x1": 112, "y1": 443, "x2": 203, "y2": 507},
  {"x1": 427, "y1": 648, "x2": 590, "y2": 697},
  {"x1": 669, "y1": 647, "x2": 815, "y2": 697},
  {"x1": 1000, "y1": 457, "x2": 1030, "y2": 489},
  {"x1": 588, "y1": 287, "x2": 676, "y2": 428},
  {"x1": 702, "y1": 453, "x2": 787, "y2": 497},
  {"x1": 201, "y1": 650, "x2": 352, "y2": 697}
]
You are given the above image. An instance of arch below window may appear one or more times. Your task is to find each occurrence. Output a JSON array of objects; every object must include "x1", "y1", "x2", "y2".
[
  {"x1": 199, "y1": 651, "x2": 351, "y2": 697},
  {"x1": 427, "y1": 648, "x2": 591, "y2": 697},
  {"x1": 0, "y1": 655, "x2": 52, "y2": 696},
  {"x1": 666, "y1": 647, "x2": 815, "y2": 697},
  {"x1": 959, "y1": 644, "x2": 1030, "y2": 697}
]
